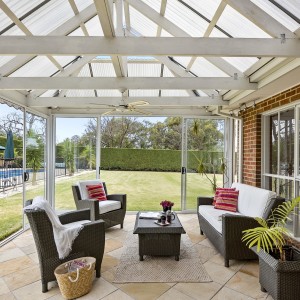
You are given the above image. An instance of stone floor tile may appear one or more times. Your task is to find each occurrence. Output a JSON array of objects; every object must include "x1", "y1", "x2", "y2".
[
  {"x1": 174, "y1": 282, "x2": 222, "y2": 300},
  {"x1": 28, "y1": 252, "x2": 39, "y2": 264},
  {"x1": 225, "y1": 271, "x2": 266, "y2": 299},
  {"x1": 208, "y1": 253, "x2": 244, "y2": 271},
  {"x1": 101, "y1": 269, "x2": 116, "y2": 284},
  {"x1": 118, "y1": 283, "x2": 170, "y2": 300},
  {"x1": 19, "y1": 244, "x2": 37, "y2": 255},
  {"x1": 107, "y1": 246, "x2": 124, "y2": 259},
  {"x1": 80, "y1": 278, "x2": 117, "y2": 300},
  {"x1": 203, "y1": 261, "x2": 236, "y2": 285},
  {"x1": 0, "y1": 279, "x2": 10, "y2": 296},
  {"x1": 0, "y1": 256, "x2": 37, "y2": 277},
  {"x1": 104, "y1": 239, "x2": 123, "y2": 253},
  {"x1": 157, "y1": 287, "x2": 194, "y2": 300},
  {"x1": 0, "y1": 248, "x2": 25, "y2": 264},
  {"x1": 0, "y1": 292, "x2": 16, "y2": 300},
  {"x1": 101, "y1": 254, "x2": 119, "y2": 273},
  {"x1": 12, "y1": 236, "x2": 34, "y2": 248},
  {"x1": 186, "y1": 232, "x2": 206, "y2": 244},
  {"x1": 211, "y1": 286, "x2": 254, "y2": 299},
  {"x1": 195, "y1": 244, "x2": 218, "y2": 263},
  {"x1": 3, "y1": 265, "x2": 41, "y2": 291},
  {"x1": 101, "y1": 289, "x2": 134, "y2": 300},
  {"x1": 199, "y1": 238, "x2": 217, "y2": 250},
  {"x1": 0, "y1": 243, "x2": 16, "y2": 253},
  {"x1": 239, "y1": 261, "x2": 260, "y2": 278},
  {"x1": 12, "y1": 281, "x2": 60, "y2": 300}
]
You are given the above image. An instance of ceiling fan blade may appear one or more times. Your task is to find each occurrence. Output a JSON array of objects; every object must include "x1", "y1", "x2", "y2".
[
  {"x1": 132, "y1": 108, "x2": 152, "y2": 115},
  {"x1": 128, "y1": 101, "x2": 149, "y2": 106}
]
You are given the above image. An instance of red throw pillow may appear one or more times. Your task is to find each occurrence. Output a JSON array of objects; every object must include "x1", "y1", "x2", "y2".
[
  {"x1": 86, "y1": 184, "x2": 107, "y2": 201},
  {"x1": 213, "y1": 188, "x2": 236, "y2": 206},
  {"x1": 214, "y1": 190, "x2": 239, "y2": 212}
]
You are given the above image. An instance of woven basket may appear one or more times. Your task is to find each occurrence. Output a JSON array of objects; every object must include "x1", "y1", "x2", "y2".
[{"x1": 54, "y1": 257, "x2": 96, "y2": 300}]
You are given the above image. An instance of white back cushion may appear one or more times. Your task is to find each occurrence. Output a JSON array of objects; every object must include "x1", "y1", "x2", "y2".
[
  {"x1": 77, "y1": 180, "x2": 103, "y2": 200},
  {"x1": 231, "y1": 182, "x2": 276, "y2": 217}
]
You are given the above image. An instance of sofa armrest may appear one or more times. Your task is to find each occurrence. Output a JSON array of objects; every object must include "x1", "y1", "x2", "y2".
[
  {"x1": 197, "y1": 196, "x2": 214, "y2": 207},
  {"x1": 58, "y1": 209, "x2": 91, "y2": 224},
  {"x1": 75, "y1": 199, "x2": 100, "y2": 220},
  {"x1": 107, "y1": 194, "x2": 127, "y2": 209}
]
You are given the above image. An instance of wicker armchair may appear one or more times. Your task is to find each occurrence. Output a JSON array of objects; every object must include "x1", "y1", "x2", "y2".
[
  {"x1": 197, "y1": 196, "x2": 285, "y2": 267},
  {"x1": 24, "y1": 200, "x2": 105, "y2": 293},
  {"x1": 72, "y1": 180, "x2": 126, "y2": 229}
]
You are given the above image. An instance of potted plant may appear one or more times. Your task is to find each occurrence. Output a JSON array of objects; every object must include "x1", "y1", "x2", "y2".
[{"x1": 242, "y1": 197, "x2": 300, "y2": 300}]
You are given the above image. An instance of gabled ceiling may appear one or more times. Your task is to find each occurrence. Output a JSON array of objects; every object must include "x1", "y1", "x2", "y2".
[{"x1": 0, "y1": 0, "x2": 299, "y2": 117}]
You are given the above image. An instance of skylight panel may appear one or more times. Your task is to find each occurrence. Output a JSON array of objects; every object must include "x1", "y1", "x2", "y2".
[
  {"x1": 2, "y1": 26, "x2": 25, "y2": 36},
  {"x1": 163, "y1": 66, "x2": 175, "y2": 78},
  {"x1": 184, "y1": 0, "x2": 222, "y2": 20},
  {"x1": 68, "y1": 27, "x2": 85, "y2": 36},
  {"x1": 74, "y1": 0, "x2": 93, "y2": 12},
  {"x1": 0, "y1": 9, "x2": 13, "y2": 32},
  {"x1": 96, "y1": 90, "x2": 122, "y2": 97},
  {"x1": 190, "y1": 58, "x2": 229, "y2": 77},
  {"x1": 251, "y1": 0, "x2": 300, "y2": 32},
  {"x1": 217, "y1": 5, "x2": 271, "y2": 38},
  {"x1": 129, "y1": 6, "x2": 157, "y2": 37},
  {"x1": 9, "y1": 56, "x2": 58, "y2": 77},
  {"x1": 165, "y1": 1, "x2": 208, "y2": 37},
  {"x1": 85, "y1": 15, "x2": 104, "y2": 36},
  {"x1": 141, "y1": 0, "x2": 161, "y2": 13},
  {"x1": 4, "y1": 0, "x2": 43, "y2": 18},
  {"x1": 129, "y1": 90, "x2": 159, "y2": 97},
  {"x1": 0, "y1": 56, "x2": 15, "y2": 68},
  {"x1": 210, "y1": 27, "x2": 228, "y2": 37},
  {"x1": 22, "y1": 0, "x2": 74, "y2": 35},
  {"x1": 91, "y1": 63, "x2": 117, "y2": 77},
  {"x1": 66, "y1": 90, "x2": 95, "y2": 97},
  {"x1": 40, "y1": 90, "x2": 57, "y2": 97},
  {"x1": 53, "y1": 56, "x2": 77, "y2": 68},
  {"x1": 172, "y1": 57, "x2": 193, "y2": 69},
  {"x1": 78, "y1": 65, "x2": 91, "y2": 77},
  {"x1": 128, "y1": 64, "x2": 161, "y2": 77},
  {"x1": 222, "y1": 57, "x2": 259, "y2": 73},
  {"x1": 161, "y1": 90, "x2": 189, "y2": 96},
  {"x1": 161, "y1": 29, "x2": 173, "y2": 37},
  {"x1": 196, "y1": 90, "x2": 210, "y2": 97}
]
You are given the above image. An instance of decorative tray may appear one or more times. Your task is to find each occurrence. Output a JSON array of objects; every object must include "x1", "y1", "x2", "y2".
[{"x1": 154, "y1": 221, "x2": 170, "y2": 226}]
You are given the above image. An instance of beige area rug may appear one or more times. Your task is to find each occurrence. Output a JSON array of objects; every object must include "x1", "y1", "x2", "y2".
[{"x1": 113, "y1": 234, "x2": 212, "y2": 283}]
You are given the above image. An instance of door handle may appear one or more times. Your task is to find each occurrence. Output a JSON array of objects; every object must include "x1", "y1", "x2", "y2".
[{"x1": 181, "y1": 167, "x2": 186, "y2": 174}]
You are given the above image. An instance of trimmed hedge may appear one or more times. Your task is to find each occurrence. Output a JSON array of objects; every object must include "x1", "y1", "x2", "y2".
[{"x1": 101, "y1": 148, "x2": 223, "y2": 172}]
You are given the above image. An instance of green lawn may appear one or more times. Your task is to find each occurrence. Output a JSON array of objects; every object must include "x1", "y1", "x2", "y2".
[{"x1": 0, "y1": 170, "x2": 220, "y2": 241}]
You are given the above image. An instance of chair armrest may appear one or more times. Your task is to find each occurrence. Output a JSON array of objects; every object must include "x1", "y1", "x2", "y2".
[
  {"x1": 197, "y1": 196, "x2": 214, "y2": 207},
  {"x1": 58, "y1": 209, "x2": 91, "y2": 224},
  {"x1": 107, "y1": 194, "x2": 127, "y2": 209}
]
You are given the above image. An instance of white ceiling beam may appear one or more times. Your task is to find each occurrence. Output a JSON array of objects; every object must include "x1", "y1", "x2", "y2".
[
  {"x1": 28, "y1": 96, "x2": 226, "y2": 107},
  {"x1": 224, "y1": 0, "x2": 295, "y2": 38},
  {"x1": 68, "y1": 0, "x2": 89, "y2": 36},
  {"x1": 0, "y1": 77, "x2": 257, "y2": 90},
  {"x1": 2, "y1": 36, "x2": 299, "y2": 57},
  {"x1": 125, "y1": 0, "x2": 240, "y2": 77},
  {"x1": 0, "y1": 3, "x2": 97, "y2": 76},
  {"x1": 156, "y1": 0, "x2": 167, "y2": 37}
]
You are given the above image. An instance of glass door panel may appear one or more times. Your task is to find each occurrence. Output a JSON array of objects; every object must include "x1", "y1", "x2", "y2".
[
  {"x1": 100, "y1": 116, "x2": 182, "y2": 211},
  {"x1": 0, "y1": 103, "x2": 24, "y2": 242},
  {"x1": 184, "y1": 118, "x2": 225, "y2": 210},
  {"x1": 54, "y1": 117, "x2": 97, "y2": 211}
]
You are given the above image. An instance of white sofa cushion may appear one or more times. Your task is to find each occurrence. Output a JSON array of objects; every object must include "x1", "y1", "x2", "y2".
[
  {"x1": 231, "y1": 182, "x2": 276, "y2": 218},
  {"x1": 77, "y1": 180, "x2": 104, "y2": 200},
  {"x1": 198, "y1": 205, "x2": 242, "y2": 234},
  {"x1": 99, "y1": 200, "x2": 121, "y2": 214}
]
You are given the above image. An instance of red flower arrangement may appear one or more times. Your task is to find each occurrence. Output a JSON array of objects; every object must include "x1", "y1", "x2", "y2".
[{"x1": 160, "y1": 200, "x2": 174, "y2": 208}]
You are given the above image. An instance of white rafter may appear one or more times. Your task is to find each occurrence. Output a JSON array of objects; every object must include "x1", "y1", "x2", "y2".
[{"x1": 0, "y1": 77, "x2": 257, "y2": 90}]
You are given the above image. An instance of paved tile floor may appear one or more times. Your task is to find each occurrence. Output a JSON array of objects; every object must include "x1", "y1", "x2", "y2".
[{"x1": 0, "y1": 214, "x2": 274, "y2": 300}]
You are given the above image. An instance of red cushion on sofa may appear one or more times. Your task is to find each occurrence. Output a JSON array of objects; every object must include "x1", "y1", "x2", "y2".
[
  {"x1": 86, "y1": 184, "x2": 107, "y2": 201},
  {"x1": 214, "y1": 190, "x2": 239, "y2": 212},
  {"x1": 213, "y1": 188, "x2": 236, "y2": 206}
]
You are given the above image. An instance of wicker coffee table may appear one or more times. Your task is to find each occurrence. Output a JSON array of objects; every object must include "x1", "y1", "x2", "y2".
[{"x1": 133, "y1": 212, "x2": 186, "y2": 261}]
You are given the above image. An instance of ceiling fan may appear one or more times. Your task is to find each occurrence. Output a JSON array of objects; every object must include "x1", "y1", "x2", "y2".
[{"x1": 90, "y1": 91, "x2": 151, "y2": 115}]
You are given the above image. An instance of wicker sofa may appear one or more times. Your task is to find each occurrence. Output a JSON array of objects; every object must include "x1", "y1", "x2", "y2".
[
  {"x1": 72, "y1": 180, "x2": 126, "y2": 229},
  {"x1": 197, "y1": 183, "x2": 285, "y2": 267}
]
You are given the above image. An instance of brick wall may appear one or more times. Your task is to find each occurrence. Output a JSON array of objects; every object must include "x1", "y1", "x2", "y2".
[{"x1": 240, "y1": 83, "x2": 300, "y2": 187}]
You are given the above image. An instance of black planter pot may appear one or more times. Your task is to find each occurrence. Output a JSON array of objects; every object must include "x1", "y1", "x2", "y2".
[{"x1": 252, "y1": 247, "x2": 300, "y2": 300}]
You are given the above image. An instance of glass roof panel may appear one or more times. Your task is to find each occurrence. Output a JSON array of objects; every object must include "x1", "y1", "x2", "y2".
[
  {"x1": 161, "y1": 90, "x2": 189, "y2": 96},
  {"x1": 96, "y1": 90, "x2": 121, "y2": 97},
  {"x1": 0, "y1": 56, "x2": 15, "y2": 68},
  {"x1": 210, "y1": 27, "x2": 228, "y2": 37},
  {"x1": 251, "y1": 0, "x2": 300, "y2": 32},
  {"x1": 172, "y1": 57, "x2": 193, "y2": 69},
  {"x1": 91, "y1": 63, "x2": 117, "y2": 77},
  {"x1": 0, "y1": 9, "x2": 12, "y2": 32},
  {"x1": 222, "y1": 57, "x2": 259, "y2": 73},
  {"x1": 190, "y1": 58, "x2": 229, "y2": 77},
  {"x1": 40, "y1": 90, "x2": 57, "y2": 97},
  {"x1": 53, "y1": 56, "x2": 77, "y2": 67},
  {"x1": 74, "y1": 0, "x2": 93, "y2": 12},
  {"x1": 165, "y1": 1, "x2": 208, "y2": 37},
  {"x1": 141, "y1": 0, "x2": 161, "y2": 13},
  {"x1": 129, "y1": 6, "x2": 157, "y2": 36},
  {"x1": 68, "y1": 27, "x2": 85, "y2": 36},
  {"x1": 85, "y1": 15, "x2": 104, "y2": 36},
  {"x1": 22, "y1": 0, "x2": 74, "y2": 35},
  {"x1": 129, "y1": 90, "x2": 159, "y2": 97},
  {"x1": 163, "y1": 66, "x2": 175, "y2": 77},
  {"x1": 217, "y1": 5, "x2": 271, "y2": 38},
  {"x1": 4, "y1": 0, "x2": 44, "y2": 18},
  {"x1": 2, "y1": 26, "x2": 25, "y2": 36},
  {"x1": 161, "y1": 29, "x2": 173, "y2": 37},
  {"x1": 128, "y1": 63, "x2": 161, "y2": 77},
  {"x1": 66, "y1": 90, "x2": 95, "y2": 97},
  {"x1": 184, "y1": 0, "x2": 222, "y2": 20},
  {"x1": 9, "y1": 56, "x2": 58, "y2": 77},
  {"x1": 197, "y1": 90, "x2": 210, "y2": 97},
  {"x1": 77, "y1": 64, "x2": 91, "y2": 77}
]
